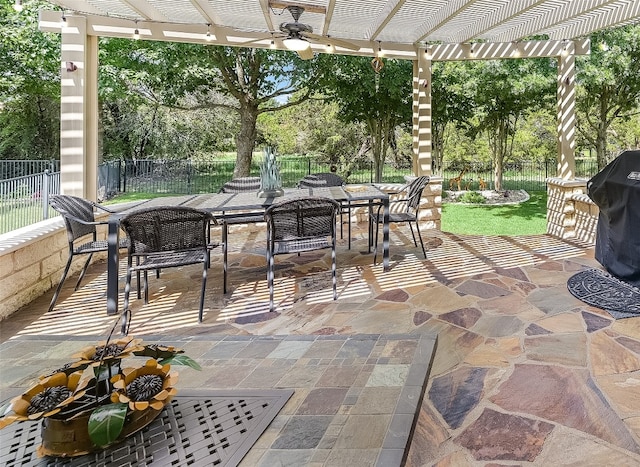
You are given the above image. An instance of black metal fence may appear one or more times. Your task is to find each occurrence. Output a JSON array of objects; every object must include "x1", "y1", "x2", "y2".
[
  {"x1": 0, "y1": 170, "x2": 60, "y2": 234},
  {"x1": 441, "y1": 159, "x2": 599, "y2": 192},
  {"x1": 113, "y1": 157, "x2": 407, "y2": 195},
  {"x1": 0, "y1": 157, "x2": 602, "y2": 235},
  {"x1": 0, "y1": 160, "x2": 60, "y2": 180},
  {"x1": 114, "y1": 158, "x2": 600, "y2": 195}
]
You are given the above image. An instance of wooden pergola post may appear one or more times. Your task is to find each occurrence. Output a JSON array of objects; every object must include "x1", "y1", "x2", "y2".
[
  {"x1": 413, "y1": 45, "x2": 433, "y2": 176},
  {"x1": 57, "y1": 13, "x2": 99, "y2": 200}
]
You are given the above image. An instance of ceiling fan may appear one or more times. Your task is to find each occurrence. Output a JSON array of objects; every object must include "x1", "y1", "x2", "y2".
[{"x1": 245, "y1": 4, "x2": 360, "y2": 59}]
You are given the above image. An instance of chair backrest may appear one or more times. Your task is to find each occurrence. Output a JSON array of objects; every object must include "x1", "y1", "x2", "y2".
[
  {"x1": 265, "y1": 197, "x2": 340, "y2": 243},
  {"x1": 405, "y1": 176, "x2": 431, "y2": 212},
  {"x1": 297, "y1": 173, "x2": 344, "y2": 188},
  {"x1": 219, "y1": 177, "x2": 261, "y2": 193},
  {"x1": 49, "y1": 194, "x2": 98, "y2": 243},
  {"x1": 121, "y1": 206, "x2": 211, "y2": 255}
]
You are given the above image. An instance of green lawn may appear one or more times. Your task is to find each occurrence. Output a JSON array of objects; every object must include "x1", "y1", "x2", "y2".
[
  {"x1": 107, "y1": 190, "x2": 549, "y2": 237},
  {"x1": 441, "y1": 191, "x2": 547, "y2": 236}
]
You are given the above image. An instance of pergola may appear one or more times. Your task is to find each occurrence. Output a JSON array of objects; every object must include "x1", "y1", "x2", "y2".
[{"x1": 37, "y1": 0, "x2": 640, "y2": 199}]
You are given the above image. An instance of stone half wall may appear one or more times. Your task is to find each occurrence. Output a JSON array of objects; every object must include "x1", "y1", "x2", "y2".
[
  {"x1": 546, "y1": 178, "x2": 598, "y2": 244},
  {"x1": 0, "y1": 211, "x2": 117, "y2": 320}
]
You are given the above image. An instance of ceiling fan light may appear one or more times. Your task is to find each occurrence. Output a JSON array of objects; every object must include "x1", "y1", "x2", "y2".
[{"x1": 283, "y1": 35, "x2": 310, "y2": 51}]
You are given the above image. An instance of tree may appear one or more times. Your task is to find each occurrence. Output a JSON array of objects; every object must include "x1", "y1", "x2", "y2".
[
  {"x1": 317, "y1": 55, "x2": 413, "y2": 182},
  {"x1": 0, "y1": 1, "x2": 60, "y2": 160},
  {"x1": 471, "y1": 58, "x2": 555, "y2": 190},
  {"x1": 576, "y1": 25, "x2": 640, "y2": 169},
  {"x1": 431, "y1": 61, "x2": 476, "y2": 172},
  {"x1": 100, "y1": 40, "x2": 318, "y2": 177}
]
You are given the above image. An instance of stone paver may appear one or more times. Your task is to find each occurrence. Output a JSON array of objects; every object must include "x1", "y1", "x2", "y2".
[{"x1": 1, "y1": 224, "x2": 640, "y2": 465}]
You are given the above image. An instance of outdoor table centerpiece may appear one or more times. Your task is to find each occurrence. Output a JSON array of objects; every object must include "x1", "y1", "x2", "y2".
[
  {"x1": 257, "y1": 146, "x2": 284, "y2": 198},
  {"x1": 0, "y1": 324, "x2": 201, "y2": 458}
]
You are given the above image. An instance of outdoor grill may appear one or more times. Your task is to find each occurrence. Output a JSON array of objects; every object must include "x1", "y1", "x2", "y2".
[{"x1": 588, "y1": 150, "x2": 640, "y2": 287}]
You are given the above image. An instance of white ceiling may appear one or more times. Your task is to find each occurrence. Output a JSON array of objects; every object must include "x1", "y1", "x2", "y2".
[{"x1": 43, "y1": 0, "x2": 640, "y2": 58}]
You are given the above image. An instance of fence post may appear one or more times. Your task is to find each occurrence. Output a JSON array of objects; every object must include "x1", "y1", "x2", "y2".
[
  {"x1": 42, "y1": 170, "x2": 50, "y2": 219},
  {"x1": 123, "y1": 160, "x2": 127, "y2": 193}
]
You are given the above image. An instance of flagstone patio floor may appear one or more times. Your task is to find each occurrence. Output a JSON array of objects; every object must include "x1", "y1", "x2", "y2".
[{"x1": 1, "y1": 221, "x2": 639, "y2": 466}]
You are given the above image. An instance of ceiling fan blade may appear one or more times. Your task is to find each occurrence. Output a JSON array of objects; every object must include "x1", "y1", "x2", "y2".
[
  {"x1": 296, "y1": 47, "x2": 315, "y2": 60},
  {"x1": 304, "y1": 33, "x2": 360, "y2": 51},
  {"x1": 238, "y1": 35, "x2": 276, "y2": 46}
]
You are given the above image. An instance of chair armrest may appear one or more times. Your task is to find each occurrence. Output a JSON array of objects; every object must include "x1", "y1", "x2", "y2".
[
  {"x1": 59, "y1": 211, "x2": 109, "y2": 227},
  {"x1": 93, "y1": 203, "x2": 116, "y2": 214}
]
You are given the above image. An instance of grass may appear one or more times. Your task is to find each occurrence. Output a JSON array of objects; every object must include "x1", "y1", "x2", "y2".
[
  {"x1": 103, "y1": 192, "x2": 183, "y2": 204},
  {"x1": 108, "y1": 190, "x2": 548, "y2": 237},
  {"x1": 441, "y1": 191, "x2": 547, "y2": 236}
]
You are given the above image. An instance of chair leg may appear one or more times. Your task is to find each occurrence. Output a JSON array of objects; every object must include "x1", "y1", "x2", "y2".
[
  {"x1": 267, "y1": 248, "x2": 275, "y2": 312},
  {"x1": 74, "y1": 253, "x2": 94, "y2": 290},
  {"x1": 199, "y1": 259, "x2": 208, "y2": 323},
  {"x1": 347, "y1": 204, "x2": 352, "y2": 250},
  {"x1": 373, "y1": 216, "x2": 381, "y2": 264},
  {"x1": 122, "y1": 261, "x2": 133, "y2": 334},
  {"x1": 331, "y1": 242, "x2": 337, "y2": 301},
  {"x1": 48, "y1": 253, "x2": 74, "y2": 312},
  {"x1": 367, "y1": 203, "x2": 375, "y2": 253},
  {"x1": 136, "y1": 257, "x2": 142, "y2": 300},
  {"x1": 414, "y1": 221, "x2": 427, "y2": 259},
  {"x1": 223, "y1": 222, "x2": 229, "y2": 294},
  {"x1": 407, "y1": 222, "x2": 419, "y2": 247},
  {"x1": 121, "y1": 308, "x2": 131, "y2": 335},
  {"x1": 143, "y1": 270, "x2": 149, "y2": 304}
]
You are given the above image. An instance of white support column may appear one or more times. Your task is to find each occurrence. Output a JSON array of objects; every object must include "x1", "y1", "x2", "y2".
[
  {"x1": 557, "y1": 40, "x2": 576, "y2": 180},
  {"x1": 60, "y1": 15, "x2": 98, "y2": 200},
  {"x1": 413, "y1": 46, "x2": 432, "y2": 176}
]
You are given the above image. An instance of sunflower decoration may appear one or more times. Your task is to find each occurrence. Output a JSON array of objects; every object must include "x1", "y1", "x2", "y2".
[
  {"x1": 40, "y1": 360, "x2": 91, "y2": 379},
  {"x1": 0, "y1": 323, "x2": 199, "y2": 457},
  {"x1": 73, "y1": 337, "x2": 145, "y2": 366},
  {"x1": 0, "y1": 372, "x2": 88, "y2": 429},
  {"x1": 111, "y1": 359, "x2": 178, "y2": 411}
]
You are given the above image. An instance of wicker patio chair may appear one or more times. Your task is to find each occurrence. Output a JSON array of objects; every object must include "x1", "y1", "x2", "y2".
[
  {"x1": 370, "y1": 176, "x2": 431, "y2": 263},
  {"x1": 219, "y1": 176, "x2": 261, "y2": 193},
  {"x1": 264, "y1": 197, "x2": 340, "y2": 312},
  {"x1": 297, "y1": 173, "x2": 351, "y2": 243},
  {"x1": 48, "y1": 194, "x2": 129, "y2": 312},
  {"x1": 119, "y1": 206, "x2": 217, "y2": 334},
  {"x1": 297, "y1": 172, "x2": 345, "y2": 188},
  {"x1": 218, "y1": 176, "x2": 264, "y2": 293}
]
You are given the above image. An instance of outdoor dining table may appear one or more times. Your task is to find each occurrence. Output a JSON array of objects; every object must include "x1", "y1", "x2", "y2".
[{"x1": 106, "y1": 184, "x2": 390, "y2": 316}]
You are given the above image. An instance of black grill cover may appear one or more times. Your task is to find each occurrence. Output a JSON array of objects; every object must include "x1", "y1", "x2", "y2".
[{"x1": 587, "y1": 150, "x2": 640, "y2": 287}]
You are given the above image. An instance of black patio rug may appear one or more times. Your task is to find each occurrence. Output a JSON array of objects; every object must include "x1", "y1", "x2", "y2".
[
  {"x1": 567, "y1": 268, "x2": 640, "y2": 319},
  {"x1": 0, "y1": 389, "x2": 293, "y2": 466}
]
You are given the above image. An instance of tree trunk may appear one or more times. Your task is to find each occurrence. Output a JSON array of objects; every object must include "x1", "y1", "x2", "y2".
[
  {"x1": 595, "y1": 96, "x2": 610, "y2": 170},
  {"x1": 234, "y1": 105, "x2": 259, "y2": 178}
]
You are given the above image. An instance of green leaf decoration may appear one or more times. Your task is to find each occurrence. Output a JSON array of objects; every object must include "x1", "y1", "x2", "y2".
[
  {"x1": 88, "y1": 403, "x2": 128, "y2": 447},
  {"x1": 159, "y1": 354, "x2": 201, "y2": 370}
]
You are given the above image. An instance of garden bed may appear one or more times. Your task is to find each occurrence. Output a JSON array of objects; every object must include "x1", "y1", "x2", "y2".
[{"x1": 443, "y1": 189, "x2": 530, "y2": 205}]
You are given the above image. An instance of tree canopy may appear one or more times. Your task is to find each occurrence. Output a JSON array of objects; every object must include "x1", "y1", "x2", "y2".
[
  {"x1": 316, "y1": 54, "x2": 413, "y2": 182},
  {"x1": 576, "y1": 24, "x2": 640, "y2": 169},
  {"x1": 1, "y1": 4, "x2": 639, "y2": 186}
]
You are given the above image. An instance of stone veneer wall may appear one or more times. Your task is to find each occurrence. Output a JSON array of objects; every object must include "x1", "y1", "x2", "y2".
[
  {"x1": 546, "y1": 178, "x2": 599, "y2": 244},
  {"x1": 0, "y1": 207, "x2": 130, "y2": 320}
]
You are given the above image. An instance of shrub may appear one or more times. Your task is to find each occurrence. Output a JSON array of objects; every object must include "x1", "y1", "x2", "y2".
[{"x1": 459, "y1": 191, "x2": 486, "y2": 204}]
